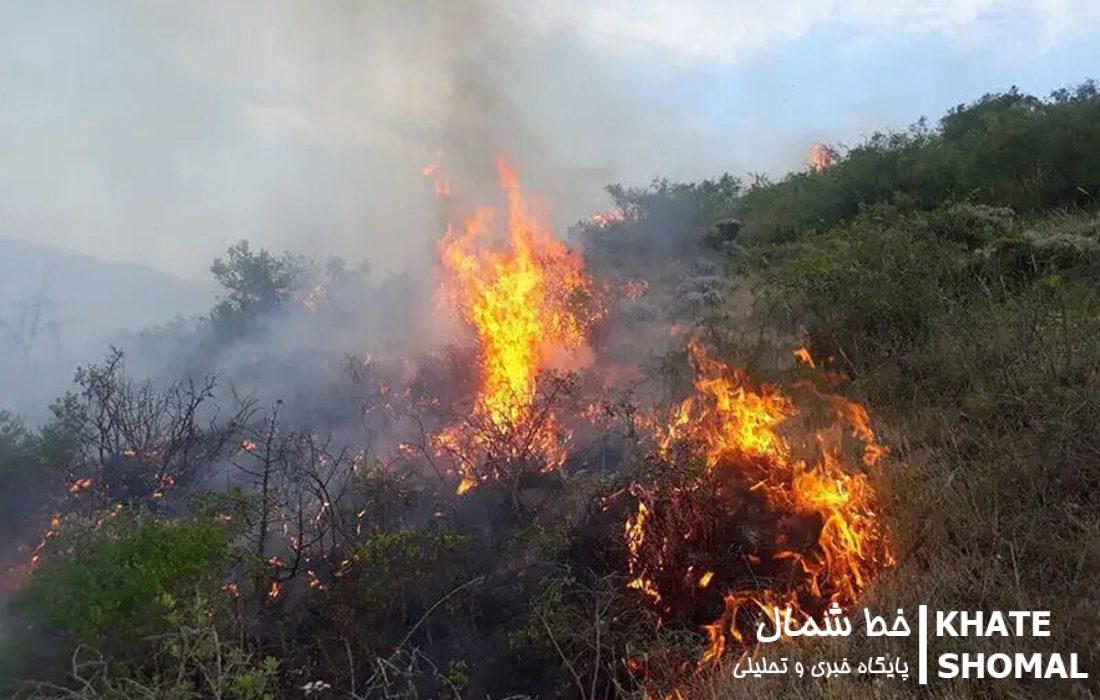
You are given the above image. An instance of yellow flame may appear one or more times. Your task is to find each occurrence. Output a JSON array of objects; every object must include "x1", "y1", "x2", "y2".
[
  {"x1": 436, "y1": 159, "x2": 600, "y2": 493},
  {"x1": 630, "y1": 341, "x2": 893, "y2": 663}
]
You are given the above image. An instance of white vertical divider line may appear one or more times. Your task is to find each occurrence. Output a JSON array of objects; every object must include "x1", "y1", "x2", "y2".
[{"x1": 918, "y1": 604, "x2": 929, "y2": 685}]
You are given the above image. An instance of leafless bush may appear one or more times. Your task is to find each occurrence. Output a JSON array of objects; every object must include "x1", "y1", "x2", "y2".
[{"x1": 57, "y1": 347, "x2": 253, "y2": 506}]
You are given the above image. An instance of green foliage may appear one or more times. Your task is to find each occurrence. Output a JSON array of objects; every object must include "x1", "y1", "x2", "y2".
[
  {"x1": 730, "y1": 208, "x2": 1100, "y2": 700},
  {"x1": 22, "y1": 594, "x2": 279, "y2": 700},
  {"x1": 441, "y1": 659, "x2": 470, "y2": 695},
  {"x1": 209, "y1": 240, "x2": 306, "y2": 333},
  {"x1": 758, "y1": 205, "x2": 1100, "y2": 373},
  {"x1": 582, "y1": 174, "x2": 743, "y2": 277},
  {"x1": 0, "y1": 410, "x2": 68, "y2": 536},
  {"x1": 757, "y1": 212, "x2": 971, "y2": 371},
  {"x1": 23, "y1": 512, "x2": 232, "y2": 645},
  {"x1": 980, "y1": 225, "x2": 1100, "y2": 282},
  {"x1": 38, "y1": 393, "x2": 84, "y2": 469},
  {"x1": 738, "y1": 81, "x2": 1100, "y2": 243},
  {"x1": 154, "y1": 593, "x2": 279, "y2": 700},
  {"x1": 606, "y1": 174, "x2": 742, "y2": 228},
  {"x1": 710, "y1": 86, "x2": 1100, "y2": 700},
  {"x1": 915, "y1": 202, "x2": 1015, "y2": 247},
  {"x1": 351, "y1": 528, "x2": 471, "y2": 620}
]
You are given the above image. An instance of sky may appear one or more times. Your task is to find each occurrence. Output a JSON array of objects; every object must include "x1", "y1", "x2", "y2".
[{"x1": 1, "y1": 0, "x2": 1098, "y2": 281}]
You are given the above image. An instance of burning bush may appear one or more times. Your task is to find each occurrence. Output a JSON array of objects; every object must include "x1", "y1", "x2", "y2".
[
  {"x1": 434, "y1": 158, "x2": 603, "y2": 496},
  {"x1": 621, "y1": 341, "x2": 894, "y2": 663}
]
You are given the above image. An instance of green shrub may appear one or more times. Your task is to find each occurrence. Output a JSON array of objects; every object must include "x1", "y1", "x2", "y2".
[
  {"x1": 22, "y1": 594, "x2": 279, "y2": 700},
  {"x1": 756, "y1": 215, "x2": 971, "y2": 371},
  {"x1": 914, "y1": 202, "x2": 1015, "y2": 247},
  {"x1": 351, "y1": 528, "x2": 471, "y2": 621},
  {"x1": 738, "y1": 81, "x2": 1100, "y2": 244},
  {"x1": 981, "y1": 227, "x2": 1100, "y2": 281},
  {"x1": 22, "y1": 512, "x2": 232, "y2": 645}
]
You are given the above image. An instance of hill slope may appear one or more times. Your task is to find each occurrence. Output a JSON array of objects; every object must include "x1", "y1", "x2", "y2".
[{"x1": 0, "y1": 237, "x2": 211, "y2": 420}]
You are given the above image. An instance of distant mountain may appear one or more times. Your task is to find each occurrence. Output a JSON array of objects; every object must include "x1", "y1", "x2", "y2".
[{"x1": 0, "y1": 237, "x2": 213, "y2": 421}]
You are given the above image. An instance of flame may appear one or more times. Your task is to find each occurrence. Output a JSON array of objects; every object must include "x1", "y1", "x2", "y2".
[
  {"x1": 793, "y1": 347, "x2": 815, "y2": 369},
  {"x1": 586, "y1": 206, "x2": 627, "y2": 229},
  {"x1": 435, "y1": 159, "x2": 601, "y2": 493},
  {"x1": 68, "y1": 477, "x2": 93, "y2": 494},
  {"x1": 625, "y1": 500, "x2": 661, "y2": 603},
  {"x1": 302, "y1": 283, "x2": 327, "y2": 311},
  {"x1": 626, "y1": 340, "x2": 893, "y2": 663},
  {"x1": 422, "y1": 150, "x2": 450, "y2": 197},
  {"x1": 809, "y1": 143, "x2": 837, "y2": 172},
  {"x1": 623, "y1": 279, "x2": 649, "y2": 300}
]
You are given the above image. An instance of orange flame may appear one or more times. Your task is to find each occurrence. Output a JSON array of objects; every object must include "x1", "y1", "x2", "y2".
[
  {"x1": 628, "y1": 340, "x2": 893, "y2": 663},
  {"x1": 793, "y1": 346, "x2": 815, "y2": 369},
  {"x1": 586, "y1": 206, "x2": 627, "y2": 229},
  {"x1": 435, "y1": 159, "x2": 601, "y2": 493},
  {"x1": 809, "y1": 143, "x2": 837, "y2": 172},
  {"x1": 422, "y1": 150, "x2": 450, "y2": 198},
  {"x1": 68, "y1": 477, "x2": 93, "y2": 494}
]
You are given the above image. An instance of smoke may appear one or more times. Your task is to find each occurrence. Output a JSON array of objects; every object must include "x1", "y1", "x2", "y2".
[
  {"x1": 0, "y1": 0, "x2": 661, "y2": 282},
  {"x1": 0, "y1": 0, "x2": 640, "y2": 417},
  {"x1": 3, "y1": 0, "x2": 1097, "y2": 282},
  {"x1": 1, "y1": 0, "x2": 1097, "y2": 419}
]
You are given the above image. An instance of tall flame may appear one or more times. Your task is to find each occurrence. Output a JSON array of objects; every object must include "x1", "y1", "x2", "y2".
[{"x1": 436, "y1": 159, "x2": 600, "y2": 493}]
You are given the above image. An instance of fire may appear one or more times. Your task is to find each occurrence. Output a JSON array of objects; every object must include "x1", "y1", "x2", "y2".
[
  {"x1": 626, "y1": 341, "x2": 893, "y2": 663},
  {"x1": 68, "y1": 477, "x2": 93, "y2": 494},
  {"x1": 809, "y1": 143, "x2": 838, "y2": 172},
  {"x1": 435, "y1": 159, "x2": 601, "y2": 494},
  {"x1": 793, "y1": 346, "x2": 815, "y2": 368},
  {"x1": 586, "y1": 206, "x2": 627, "y2": 229},
  {"x1": 623, "y1": 279, "x2": 649, "y2": 300},
  {"x1": 422, "y1": 150, "x2": 450, "y2": 197},
  {"x1": 302, "y1": 283, "x2": 327, "y2": 311}
]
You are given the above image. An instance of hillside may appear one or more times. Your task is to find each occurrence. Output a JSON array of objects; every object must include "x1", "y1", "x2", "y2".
[
  {"x1": 701, "y1": 82, "x2": 1100, "y2": 698},
  {"x1": 0, "y1": 238, "x2": 211, "y2": 420},
  {"x1": 2, "y1": 82, "x2": 1098, "y2": 699},
  {"x1": 581, "y1": 81, "x2": 1100, "y2": 697}
]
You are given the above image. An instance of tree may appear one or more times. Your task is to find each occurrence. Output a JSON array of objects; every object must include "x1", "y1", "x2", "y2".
[{"x1": 209, "y1": 240, "x2": 306, "y2": 334}]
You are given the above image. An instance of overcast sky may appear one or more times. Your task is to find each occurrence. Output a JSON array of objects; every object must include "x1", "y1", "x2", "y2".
[{"x1": 2, "y1": 0, "x2": 1098, "y2": 281}]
